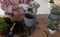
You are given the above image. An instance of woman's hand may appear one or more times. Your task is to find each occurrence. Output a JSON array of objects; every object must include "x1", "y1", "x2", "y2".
[{"x1": 12, "y1": 5, "x2": 19, "y2": 11}]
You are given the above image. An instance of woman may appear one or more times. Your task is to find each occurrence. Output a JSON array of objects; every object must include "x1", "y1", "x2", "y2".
[
  {"x1": 0, "y1": 0, "x2": 31, "y2": 21},
  {"x1": 0, "y1": 0, "x2": 31, "y2": 34}
]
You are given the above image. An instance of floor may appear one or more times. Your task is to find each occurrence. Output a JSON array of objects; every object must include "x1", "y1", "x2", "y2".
[
  {"x1": 0, "y1": 14, "x2": 60, "y2": 37},
  {"x1": 28, "y1": 14, "x2": 60, "y2": 37},
  {"x1": 28, "y1": 14, "x2": 49, "y2": 37}
]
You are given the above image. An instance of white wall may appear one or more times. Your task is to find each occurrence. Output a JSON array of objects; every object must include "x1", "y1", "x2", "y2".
[
  {"x1": 35, "y1": 0, "x2": 50, "y2": 14},
  {"x1": 0, "y1": 4, "x2": 5, "y2": 15},
  {"x1": 0, "y1": 0, "x2": 50, "y2": 15}
]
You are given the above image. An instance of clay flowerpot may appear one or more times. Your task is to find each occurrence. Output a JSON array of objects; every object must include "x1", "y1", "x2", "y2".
[
  {"x1": 48, "y1": 28, "x2": 56, "y2": 35},
  {"x1": 24, "y1": 13, "x2": 36, "y2": 27}
]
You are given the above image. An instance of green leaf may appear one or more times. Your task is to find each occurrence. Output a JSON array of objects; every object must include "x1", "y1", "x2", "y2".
[
  {"x1": 47, "y1": 23, "x2": 58, "y2": 30},
  {"x1": 0, "y1": 17, "x2": 9, "y2": 34}
]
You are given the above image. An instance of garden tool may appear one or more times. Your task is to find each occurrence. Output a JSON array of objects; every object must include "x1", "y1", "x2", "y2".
[{"x1": 5, "y1": 23, "x2": 16, "y2": 37}]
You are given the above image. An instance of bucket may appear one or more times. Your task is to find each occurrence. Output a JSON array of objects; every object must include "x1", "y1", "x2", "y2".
[{"x1": 24, "y1": 13, "x2": 36, "y2": 27}]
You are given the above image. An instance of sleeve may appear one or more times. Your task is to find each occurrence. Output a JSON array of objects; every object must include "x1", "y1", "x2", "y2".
[
  {"x1": 0, "y1": 0, "x2": 13, "y2": 13},
  {"x1": 24, "y1": 0, "x2": 29, "y2": 4},
  {"x1": 1, "y1": 4, "x2": 13, "y2": 13},
  {"x1": 0, "y1": 0, "x2": 7, "y2": 11},
  {"x1": 20, "y1": 0, "x2": 29, "y2": 4},
  {"x1": 20, "y1": 0, "x2": 24, "y2": 3},
  {"x1": 0, "y1": 0, "x2": 6, "y2": 4},
  {"x1": 6, "y1": 5, "x2": 13, "y2": 13}
]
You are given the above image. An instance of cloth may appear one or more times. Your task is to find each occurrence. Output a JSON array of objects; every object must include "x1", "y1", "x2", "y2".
[{"x1": 29, "y1": 1, "x2": 40, "y2": 14}]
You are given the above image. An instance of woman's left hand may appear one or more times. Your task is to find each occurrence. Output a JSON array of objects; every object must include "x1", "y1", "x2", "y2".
[{"x1": 12, "y1": 5, "x2": 19, "y2": 11}]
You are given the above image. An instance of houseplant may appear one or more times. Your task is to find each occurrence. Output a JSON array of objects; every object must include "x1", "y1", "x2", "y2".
[
  {"x1": 51, "y1": 7, "x2": 60, "y2": 15},
  {"x1": 47, "y1": 23, "x2": 58, "y2": 34},
  {"x1": 0, "y1": 17, "x2": 9, "y2": 34},
  {"x1": 48, "y1": 7, "x2": 60, "y2": 21}
]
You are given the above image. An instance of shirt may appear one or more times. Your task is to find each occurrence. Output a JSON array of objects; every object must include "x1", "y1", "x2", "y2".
[{"x1": 0, "y1": 0, "x2": 30, "y2": 14}]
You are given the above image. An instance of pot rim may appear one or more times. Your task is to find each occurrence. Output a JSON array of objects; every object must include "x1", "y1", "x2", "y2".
[{"x1": 48, "y1": 28, "x2": 56, "y2": 31}]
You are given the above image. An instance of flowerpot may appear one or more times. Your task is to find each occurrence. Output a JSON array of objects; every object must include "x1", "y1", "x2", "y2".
[
  {"x1": 24, "y1": 13, "x2": 36, "y2": 27},
  {"x1": 48, "y1": 28, "x2": 56, "y2": 35},
  {"x1": 48, "y1": 14, "x2": 59, "y2": 21}
]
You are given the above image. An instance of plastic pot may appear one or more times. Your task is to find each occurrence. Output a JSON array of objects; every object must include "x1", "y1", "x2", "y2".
[
  {"x1": 48, "y1": 14, "x2": 59, "y2": 21},
  {"x1": 24, "y1": 13, "x2": 36, "y2": 27}
]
